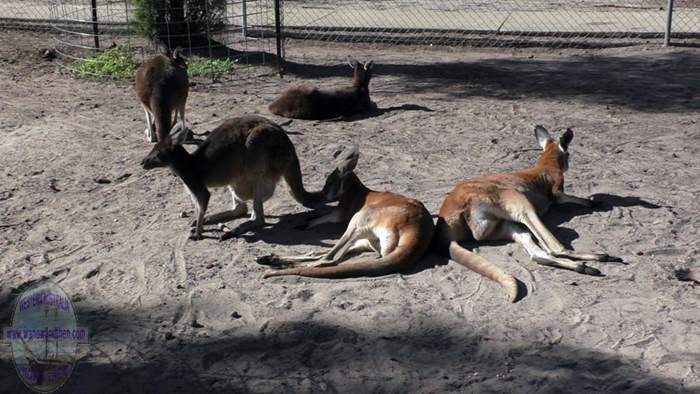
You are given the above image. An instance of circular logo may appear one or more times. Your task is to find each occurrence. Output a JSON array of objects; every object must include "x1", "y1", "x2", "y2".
[{"x1": 3, "y1": 281, "x2": 88, "y2": 393}]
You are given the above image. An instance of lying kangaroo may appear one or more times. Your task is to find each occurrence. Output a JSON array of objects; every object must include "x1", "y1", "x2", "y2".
[
  {"x1": 135, "y1": 47, "x2": 188, "y2": 142},
  {"x1": 435, "y1": 126, "x2": 621, "y2": 302},
  {"x1": 140, "y1": 115, "x2": 325, "y2": 240},
  {"x1": 268, "y1": 59, "x2": 374, "y2": 120},
  {"x1": 259, "y1": 146, "x2": 434, "y2": 278}
]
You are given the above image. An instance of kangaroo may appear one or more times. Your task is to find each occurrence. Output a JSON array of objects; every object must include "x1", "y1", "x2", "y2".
[
  {"x1": 135, "y1": 47, "x2": 188, "y2": 142},
  {"x1": 140, "y1": 115, "x2": 325, "y2": 240},
  {"x1": 435, "y1": 126, "x2": 621, "y2": 302},
  {"x1": 268, "y1": 59, "x2": 374, "y2": 120},
  {"x1": 258, "y1": 146, "x2": 435, "y2": 279}
]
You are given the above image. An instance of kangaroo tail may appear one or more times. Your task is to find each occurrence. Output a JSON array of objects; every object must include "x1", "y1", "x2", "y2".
[
  {"x1": 151, "y1": 98, "x2": 172, "y2": 142},
  {"x1": 265, "y1": 231, "x2": 426, "y2": 279},
  {"x1": 283, "y1": 155, "x2": 325, "y2": 209},
  {"x1": 448, "y1": 241, "x2": 519, "y2": 303}
]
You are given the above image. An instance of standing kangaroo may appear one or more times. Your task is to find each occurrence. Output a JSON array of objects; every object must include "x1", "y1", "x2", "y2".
[
  {"x1": 268, "y1": 60, "x2": 374, "y2": 120},
  {"x1": 140, "y1": 115, "x2": 325, "y2": 240},
  {"x1": 135, "y1": 47, "x2": 188, "y2": 142},
  {"x1": 259, "y1": 146, "x2": 434, "y2": 278},
  {"x1": 435, "y1": 126, "x2": 621, "y2": 302}
]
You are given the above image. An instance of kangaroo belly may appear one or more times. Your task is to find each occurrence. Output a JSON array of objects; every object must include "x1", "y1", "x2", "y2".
[
  {"x1": 230, "y1": 177, "x2": 280, "y2": 202},
  {"x1": 465, "y1": 206, "x2": 505, "y2": 241}
]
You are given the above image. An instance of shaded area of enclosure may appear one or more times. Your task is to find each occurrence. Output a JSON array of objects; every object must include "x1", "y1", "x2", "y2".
[
  {"x1": 0, "y1": 306, "x2": 693, "y2": 393},
  {"x1": 284, "y1": 50, "x2": 700, "y2": 113}
]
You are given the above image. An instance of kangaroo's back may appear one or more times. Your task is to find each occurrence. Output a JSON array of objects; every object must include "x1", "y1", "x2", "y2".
[
  {"x1": 193, "y1": 116, "x2": 296, "y2": 186},
  {"x1": 135, "y1": 51, "x2": 189, "y2": 140},
  {"x1": 135, "y1": 55, "x2": 188, "y2": 110},
  {"x1": 268, "y1": 59, "x2": 373, "y2": 120},
  {"x1": 268, "y1": 85, "x2": 319, "y2": 119}
]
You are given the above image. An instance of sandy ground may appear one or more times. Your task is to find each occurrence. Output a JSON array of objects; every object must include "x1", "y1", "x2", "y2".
[{"x1": 0, "y1": 31, "x2": 699, "y2": 393}]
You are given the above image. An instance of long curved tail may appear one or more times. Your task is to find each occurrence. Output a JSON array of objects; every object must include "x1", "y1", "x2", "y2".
[
  {"x1": 151, "y1": 98, "x2": 172, "y2": 142},
  {"x1": 265, "y1": 232, "x2": 426, "y2": 279},
  {"x1": 448, "y1": 241, "x2": 519, "y2": 303},
  {"x1": 283, "y1": 155, "x2": 325, "y2": 209}
]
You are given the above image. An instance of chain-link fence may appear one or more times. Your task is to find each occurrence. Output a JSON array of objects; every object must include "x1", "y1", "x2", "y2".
[
  {"x1": 1, "y1": 0, "x2": 55, "y2": 30},
  {"x1": 1, "y1": 1, "x2": 699, "y2": 75},
  {"x1": 279, "y1": 0, "x2": 700, "y2": 63},
  {"x1": 672, "y1": 1, "x2": 700, "y2": 44},
  {"x1": 0, "y1": 0, "x2": 281, "y2": 80}
]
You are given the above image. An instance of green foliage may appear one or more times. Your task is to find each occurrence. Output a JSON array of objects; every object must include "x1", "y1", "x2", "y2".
[
  {"x1": 188, "y1": 58, "x2": 236, "y2": 79},
  {"x1": 75, "y1": 44, "x2": 137, "y2": 79},
  {"x1": 129, "y1": 0, "x2": 163, "y2": 39},
  {"x1": 129, "y1": 0, "x2": 227, "y2": 44}
]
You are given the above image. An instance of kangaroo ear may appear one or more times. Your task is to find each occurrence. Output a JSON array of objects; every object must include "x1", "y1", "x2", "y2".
[
  {"x1": 172, "y1": 46, "x2": 186, "y2": 61},
  {"x1": 169, "y1": 123, "x2": 190, "y2": 146},
  {"x1": 534, "y1": 125, "x2": 552, "y2": 150},
  {"x1": 560, "y1": 128, "x2": 574, "y2": 151},
  {"x1": 334, "y1": 145, "x2": 360, "y2": 176},
  {"x1": 364, "y1": 60, "x2": 374, "y2": 71},
  {"x1": 346, "y1": 56, "x2": 357, "y2": 69}
]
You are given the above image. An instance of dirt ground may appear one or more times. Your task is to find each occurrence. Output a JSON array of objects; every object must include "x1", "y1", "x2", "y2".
[{"x1": 0, "y1": 31, "x2": 699, "y2": 393}]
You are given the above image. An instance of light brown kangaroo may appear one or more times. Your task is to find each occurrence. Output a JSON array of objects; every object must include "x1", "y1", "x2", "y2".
[
  {"x1": 135, "y1": 47, "x2": 188, "y2": 142},
  {"x1": 140, "y1": 115, "x2": 325, "y2": 240},
  {"x1": 435, "y1": 126, "x2": 621, "y2": 302},
  {"x1": 268, "y1": 59, "x2": 374, "y2": 120},
  {"x1": 259, "y1": 146, "x2": 434, "y2": 278}
]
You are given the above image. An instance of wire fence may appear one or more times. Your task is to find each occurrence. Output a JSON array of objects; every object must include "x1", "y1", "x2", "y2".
[
  {"x1": 0, "y1": 0, "x2": 280, "y2": 80},
  {"x1": 0, "y1": 1, "x2": 699, "y2": 76},
  {"x1": 280, "y1": 0, "x2": 700, "y2": 63}
]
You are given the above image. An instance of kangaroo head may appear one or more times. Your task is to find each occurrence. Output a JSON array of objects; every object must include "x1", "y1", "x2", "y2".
[
  {"x1": 141, "y1": 123, "x2": 190, "y2": 170},
  {"x1": 322, "y1": 145, "x2": 360, "y2": 202},
  {"x1": 348, "y1": 58, "x2": 374, "y2": 89},
  {"x1": 534, "y1": 125, "x2": 574, "y2": 172},
  {"x1": 171, "y1": 46, "x2": 188, "y2": 69}
]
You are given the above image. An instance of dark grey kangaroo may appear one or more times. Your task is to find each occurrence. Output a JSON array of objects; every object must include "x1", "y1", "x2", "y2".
[{"x1": 269, "y1": 59, "x2": 374, "y2": 120}]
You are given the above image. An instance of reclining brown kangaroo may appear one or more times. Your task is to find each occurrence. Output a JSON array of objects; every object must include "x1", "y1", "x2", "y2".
[
  {"x1": 435, "y1": 126, "x2": 621, "y2": 302},
  {"x1": 259, "y1": 146, "x2": 435, "y2": 278},
  {"x1": 268, "y1": 59, "x2": 374, "y2": 120}
]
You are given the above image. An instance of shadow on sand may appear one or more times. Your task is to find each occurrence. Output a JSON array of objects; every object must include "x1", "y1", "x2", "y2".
[
  {"x1": 0, "y1": 308, "x2": 690, "y2": 393},
  {"x1": 282, "y1": 51, "x2": 700, "y2": 113}
]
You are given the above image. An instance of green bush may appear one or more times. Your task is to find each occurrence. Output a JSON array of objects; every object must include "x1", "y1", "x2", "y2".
[
  {"x1": 75, "y1": 44, "x2": 137, "y2": 79},
  {"x1": 187, "y1": 58, "x2": 235, "y2": 79},
  {"x1": 129, "y1": 0, "x2": 227, "y2": 47}
]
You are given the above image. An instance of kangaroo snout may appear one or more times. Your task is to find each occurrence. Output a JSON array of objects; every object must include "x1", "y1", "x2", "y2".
[
  {"x1": 140, "y1": 157, "x2": 153, "y2": 170},
  {"x1": 140, "y1": 153, "x2": 161, "y2": 170}
]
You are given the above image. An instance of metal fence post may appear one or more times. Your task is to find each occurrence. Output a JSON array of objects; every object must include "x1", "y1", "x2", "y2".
[
  {"x1": 664, "y1": 0, "x2": 674, "y2": 46},
  {"x1": 242, "y1": 0, "x2": 247, "y2": 37},
  {"x1": 274, "y1": 0, "x2": 284, "y2": 74},
  {"x1": 91, "y1": 0, "x2": 100, "y2": 49}
]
